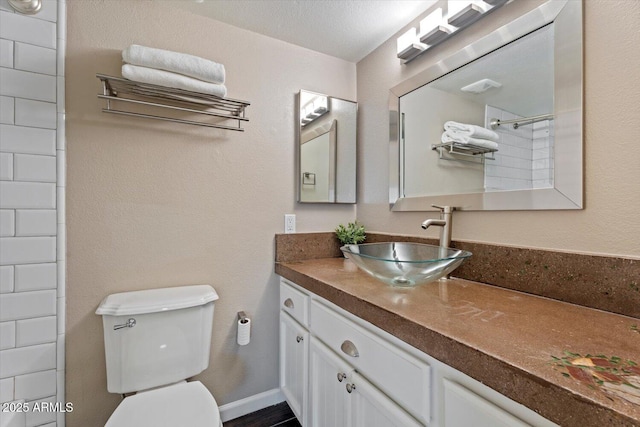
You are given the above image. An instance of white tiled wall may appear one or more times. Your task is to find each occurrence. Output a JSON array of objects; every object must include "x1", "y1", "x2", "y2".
[
  {"x1": 0, "y1": 1, "x2": 65, "y2": 427},
  {"x1": 532, "y1": 120, "x2": 554, "y2": 189},
  {"x1": 484, "y1": 105, "x2": 554, "y2": 192}
]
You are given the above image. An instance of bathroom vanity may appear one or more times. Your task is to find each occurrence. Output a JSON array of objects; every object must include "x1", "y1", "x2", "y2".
[
  {"x1": 280, "y1": 277, "x2": 556, "y2": 427},
  {"x1": 276, "y1": 257, "x2": 640, "y2": 427}
]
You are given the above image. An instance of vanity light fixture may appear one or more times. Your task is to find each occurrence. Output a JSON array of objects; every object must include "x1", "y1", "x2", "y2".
[
  {"x1": 397, "y1": 0, "x2": 506, "y2": 63},
  {"x1": 300, "y1": 95, "x2": 329, "y2": 127},
  {"x1": 447, "y1": 0, "x2": 489, "y2": 28},
  {"x1": 397, "y1": 27, "x2": 427, "y2": 60},
  {"x1": 419, "y1": 8, "x2": 453, "y2": 47}
]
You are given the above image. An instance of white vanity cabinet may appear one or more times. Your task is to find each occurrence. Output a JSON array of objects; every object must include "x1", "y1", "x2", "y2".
[
  {"x1": 309, "y1": 338, "x2": 422, "y2": 427},
  {"x1": 279, "y1": 279, "x2": 310, "y2": 425},
  {"x1": 442, "y1": 379, "x2": 530, "y2": 427},
  {"x1": 280, "y1": 279, "x2": 424, "y2": 427},
  {"x1": 308, "y1": 338, "x2": 350, "y2": 427},
  {"x1": 280, "y1": 310, "x2": 309, "y2": 424},
  {"x1": 310, "y1": 299, "x2": 429, "y2": 426},
  {"x1": 279, "y1": 278, "x2": 556, "y2": 427}
]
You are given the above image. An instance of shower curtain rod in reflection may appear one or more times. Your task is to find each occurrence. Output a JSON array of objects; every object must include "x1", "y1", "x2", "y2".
[{"x1": 489, "y1": 113, "x2": 554, "y2": 130}]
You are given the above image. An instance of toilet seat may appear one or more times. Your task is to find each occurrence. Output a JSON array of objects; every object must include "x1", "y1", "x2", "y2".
[{"x1": 105, "y1": 381, "x2": 221, "y2": 427}]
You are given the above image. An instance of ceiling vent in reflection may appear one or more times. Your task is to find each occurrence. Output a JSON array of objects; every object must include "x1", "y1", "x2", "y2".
[{"x1": 460, "y1": 78, "x2": 502, "y2": 94}]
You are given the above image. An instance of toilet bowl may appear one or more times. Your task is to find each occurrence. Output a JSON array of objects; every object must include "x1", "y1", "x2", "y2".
[
  {"x1": 96, "y1": 285, "x2": 221, "y2": 427},
  {"x1": 105, "y1": 381, "x2": 221, "y2": 427}
]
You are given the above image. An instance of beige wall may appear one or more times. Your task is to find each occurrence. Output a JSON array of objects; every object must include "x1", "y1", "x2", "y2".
[
  {"x1": 65, "y1": 1, "x2": 355, "y2": 426},
  {"x1": 356, "y1": 0, "x2": 640, "y2": 259}
]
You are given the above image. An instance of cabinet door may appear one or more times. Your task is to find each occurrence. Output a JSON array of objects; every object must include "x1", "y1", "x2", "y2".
[
  {"x1": 443, "y1": 379, "x2": 530, "y2": 427},
  {"x1": 309, "y1": 339, "x2": 351, "y2": 427},
  {"x1": 311, "y1": 299, "x2": 431, "y2": 424},
  {"x1": 280, "y1": 312, "x2": 309, "y2": 425},
  {"x1": 348, "y1": 371, "x2": 423, "y2": 427}
]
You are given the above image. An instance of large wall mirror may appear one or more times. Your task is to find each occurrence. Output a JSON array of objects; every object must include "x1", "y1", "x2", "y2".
[
  {"x1": 389, "y1": 0, "x2": 582, "y2": 211},
  {"x1": 298, "y1": 90, "x2": 357, "y2": 203}
]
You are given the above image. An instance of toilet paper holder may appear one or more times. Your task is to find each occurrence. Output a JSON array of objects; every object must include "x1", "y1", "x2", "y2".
[
  {"x1": 237, "y1": 311, "x2": 249, "y2": 324},
  {"x1": 236, "y1": 311, "x2": 251, "y2": 346}
]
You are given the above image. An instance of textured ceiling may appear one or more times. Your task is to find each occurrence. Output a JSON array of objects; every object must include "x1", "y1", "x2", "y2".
[{"x1": 163, "y1": 0, "x2": 437, "y2": 63}]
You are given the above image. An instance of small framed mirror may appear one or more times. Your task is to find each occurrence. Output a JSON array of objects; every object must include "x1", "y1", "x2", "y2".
[{"x1": 298, "y1": 90, "x2": 357, "y2": 203}]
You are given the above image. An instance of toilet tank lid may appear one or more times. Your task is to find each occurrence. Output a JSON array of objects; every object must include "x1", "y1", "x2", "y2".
[{"x1": 96, "y1": 285, "x2": 219, "y2": 316}]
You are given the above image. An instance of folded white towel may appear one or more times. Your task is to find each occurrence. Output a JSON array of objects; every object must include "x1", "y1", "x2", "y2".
[
  {"x1": 122, "y1": 64, "x2": 227, "y2": 98},
  {"x1": 441, "y1": 131, "x2": 499, "y2": 150},
  {"x1": 444, "y1": 121, "x2": 500, "y2": 142},
  {"x1": 123, "y1": 44, "x2": 225, "y2": 85}
]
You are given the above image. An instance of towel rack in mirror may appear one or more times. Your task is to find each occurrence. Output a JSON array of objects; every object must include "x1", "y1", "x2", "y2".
[
  {"x1": 489, "y1": 113, "x2": 554, "y2": 130},
  {"x1": 96, "y1": 74, "x2": 250, "y2": 131},
  {"x1": 432, "y1": 141, "x2": 497, "y2": 164}
]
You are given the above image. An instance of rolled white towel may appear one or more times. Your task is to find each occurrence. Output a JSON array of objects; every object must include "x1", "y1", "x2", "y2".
[
  {"x1": 123, "y1": 44, "x2": 225, "y2": 84},
  {"x1": 444, "y1": 121, "x2": 499, "y2": 142},
  {"x1": 441, "y1": 131, "x2": 499, "y2": 150},
  {"x1": 122, "y1": 64, "x2": 227, "y2": 98}
]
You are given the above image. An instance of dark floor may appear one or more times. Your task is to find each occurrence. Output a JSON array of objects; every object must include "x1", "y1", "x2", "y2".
[{"x1": 224, "y1": 401, "x2": 301, "y2": 427}]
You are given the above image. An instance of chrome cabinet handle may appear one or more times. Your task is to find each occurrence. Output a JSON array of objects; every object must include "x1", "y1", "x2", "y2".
[
  {"x1": 296, "y1": 335, "x2": 304, "y2": 343},
  {"x1": 113, "y1": 318, "x2": 136, "y2": 330},
  {"x1": 346, "y1": 383, "x2": 356, "y2": 393},
  {"x1": 283, "y1": 298, "x2": 294, "y2": 309},
  {"x1": 337, "y1": 372, "x2": 346, "y2": 382},
  {"x1": 340, "y1": 340, "x2": 359, "y2": 358}
]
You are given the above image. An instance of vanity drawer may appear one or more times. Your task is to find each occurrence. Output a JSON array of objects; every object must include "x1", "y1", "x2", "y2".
[
  {"x1": 443, "y1": 379, "x2": 530, "y2": 427},
  {"x1": 280, "y1": 279, "x2": 309, "y2": 327},
  {"x1": 310, "y1": 299, "x2": 431, "y2": 425}
]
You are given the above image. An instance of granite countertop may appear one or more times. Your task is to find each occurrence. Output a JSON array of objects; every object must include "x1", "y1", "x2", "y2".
[{"x1": 275, "y1": 257, "x2": 640, "y2": 427}]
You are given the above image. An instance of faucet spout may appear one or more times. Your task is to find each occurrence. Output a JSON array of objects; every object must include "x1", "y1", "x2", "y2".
[
  {"x1": 421, "y1": 205, "x2": 455, "y2": 249},
  {"x1": 421, "y1": 219, "x2": 446, "y2": 230}
]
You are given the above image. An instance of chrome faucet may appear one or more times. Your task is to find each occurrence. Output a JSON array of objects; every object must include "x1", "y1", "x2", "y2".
[{"x1": 421, "y1": 205, "x2": 454, "y2": 249}]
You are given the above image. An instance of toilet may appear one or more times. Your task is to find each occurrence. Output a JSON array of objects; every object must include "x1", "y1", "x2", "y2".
[{"x1": 95, "y1": 285, "x2": 222, "y2": 427}]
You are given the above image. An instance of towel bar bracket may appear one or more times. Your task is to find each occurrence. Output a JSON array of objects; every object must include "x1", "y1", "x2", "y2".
[{"x1": 96, "y1": 74, "x2": 250, "y2": 131}]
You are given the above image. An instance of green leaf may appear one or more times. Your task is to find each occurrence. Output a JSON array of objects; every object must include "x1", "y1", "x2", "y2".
[{"x1": 335, "y1": 221, "x2": 367, "y2": 245}]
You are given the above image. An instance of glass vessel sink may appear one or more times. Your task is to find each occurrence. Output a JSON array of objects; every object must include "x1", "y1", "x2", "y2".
[{"x1": 340, "y1": 242, "x2": 472, "y2": 287}]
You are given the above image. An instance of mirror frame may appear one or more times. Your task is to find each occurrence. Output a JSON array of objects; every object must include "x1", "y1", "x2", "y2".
[
  {"x1": 298, "y1": 90, "x2": 358, "y2": 204},
  {"x1": 389, "y1": 0, "x2": 582, "y2": 211}
]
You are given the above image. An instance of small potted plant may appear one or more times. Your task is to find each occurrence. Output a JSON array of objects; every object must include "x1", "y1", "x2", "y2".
[
  {"x1": 336, "y1": 221, "x2": 366, "y2": 271},
  {"x1": 335, "y1": 221, "x2": 366, "y2": 246}
]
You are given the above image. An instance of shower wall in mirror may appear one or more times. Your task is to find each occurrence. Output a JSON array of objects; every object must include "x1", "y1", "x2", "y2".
[
  {"x1": 298, "y1": 90, "x2": 357, "y2": 203},
  {"x1": 390, "y1": 0, "x2": 582, "y2": 211},
  {"x1": 402, "y1": 24, "x2": 554, "y2": 198}
]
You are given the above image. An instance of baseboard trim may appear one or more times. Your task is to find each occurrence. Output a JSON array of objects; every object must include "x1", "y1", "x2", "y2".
[{"x1": 219, "y1": 388, "x2": 285, "y2": 422}]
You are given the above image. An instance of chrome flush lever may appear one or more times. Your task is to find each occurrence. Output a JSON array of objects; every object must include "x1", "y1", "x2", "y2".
[{"x1": 113, "y1": 318, "x2": 136, "y2": 330}]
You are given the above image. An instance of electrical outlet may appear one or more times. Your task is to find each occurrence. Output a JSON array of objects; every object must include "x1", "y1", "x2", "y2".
[{"x1": 284, "y1": 214, "x2": 296, "y2": 234}]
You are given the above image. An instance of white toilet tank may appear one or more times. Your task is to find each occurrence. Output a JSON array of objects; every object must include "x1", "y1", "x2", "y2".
[{"x1": 96, "y1": 285, "x2": 219, "y2": 394}]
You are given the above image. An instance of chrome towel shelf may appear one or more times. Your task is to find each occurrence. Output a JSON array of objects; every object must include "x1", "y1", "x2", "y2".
[
  {"x1": 432, "y1": 141, "x2": 497, "y2": 164},
  {"x1": 96, "y1": 74, "x2": 250, "y2": 132}
]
